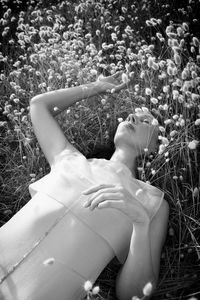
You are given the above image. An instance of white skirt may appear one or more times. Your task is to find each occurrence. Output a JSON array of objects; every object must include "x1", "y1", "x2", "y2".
[{"x1": 0, "y1": 192, "x2": 115, "y2": 300}]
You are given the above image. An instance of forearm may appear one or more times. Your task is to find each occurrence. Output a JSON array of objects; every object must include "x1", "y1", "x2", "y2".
[
  {"x1": 30, "y1": 81, "x2": 104, "y2": 116},
  {"x1": 116, "y1": 223, "x2": 156, "y2": 300}
]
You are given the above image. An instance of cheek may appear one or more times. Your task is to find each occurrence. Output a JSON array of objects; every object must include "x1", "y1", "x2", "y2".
[
  {"x1": 141, "y1": 127, "x2": 158, "y2": 147},
  {"x1": 135, "y1": 127, "x2": 155, "y2": 146}
]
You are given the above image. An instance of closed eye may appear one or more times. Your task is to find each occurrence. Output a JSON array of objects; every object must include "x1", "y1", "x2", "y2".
[{"x1": 143, "y1": 119, "x2": 150, "y2": 124}]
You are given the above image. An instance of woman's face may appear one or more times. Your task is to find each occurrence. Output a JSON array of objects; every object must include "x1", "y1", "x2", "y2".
[{"x1": 114, "y1": 112, "x2": 159, "y2": 154}]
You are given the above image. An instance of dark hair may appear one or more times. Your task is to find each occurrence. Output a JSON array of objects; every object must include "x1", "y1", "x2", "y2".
[
  {"x1": 86, "y1": 142, "x2": 115, "y2": 160},
  {"x1": 85, "y1": 141, "x2": 140, "y2": 178}
]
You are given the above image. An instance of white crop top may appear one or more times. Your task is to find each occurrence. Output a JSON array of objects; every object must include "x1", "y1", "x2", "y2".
[{"x1": 29, "y1": 149, "x2": 164, "y2": 263}]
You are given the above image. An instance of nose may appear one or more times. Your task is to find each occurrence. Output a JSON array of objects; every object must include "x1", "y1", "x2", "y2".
[{"x1": 126, "y1": 114, "x2": 136, "y2": 124}]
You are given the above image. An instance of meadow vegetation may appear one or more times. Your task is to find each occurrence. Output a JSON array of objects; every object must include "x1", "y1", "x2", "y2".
[{"x1": 0, "y1": 0, "x2": 200, "y2": 299}]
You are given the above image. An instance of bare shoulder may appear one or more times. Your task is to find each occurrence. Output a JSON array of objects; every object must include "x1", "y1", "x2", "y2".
[
  {"x1": 158, "y1": 197, "x2": 169, "y2": 213},
  {"x1": 152, "y1": 198, "x2": 169, "y2": 226},
  {"x1": 159, "y1": 198, "x2": 169, "y2": 218}
]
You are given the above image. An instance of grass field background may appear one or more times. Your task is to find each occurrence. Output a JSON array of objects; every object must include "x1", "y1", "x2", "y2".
[{"x1": 0, "y1": 0, "x2": 200, "y2": 299}]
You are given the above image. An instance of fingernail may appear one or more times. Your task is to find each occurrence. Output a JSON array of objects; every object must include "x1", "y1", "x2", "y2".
[{"x1": 83, "y1": 202, "x2": 89, "y2": 208}]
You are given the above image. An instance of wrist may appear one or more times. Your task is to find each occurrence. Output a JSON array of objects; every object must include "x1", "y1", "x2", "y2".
[
  {"x1": 80, "y1": 81, "x2": 104, "y2": 98},
  {"x1": 95, "y1": 80, "x2": 107, "y2": 94}
]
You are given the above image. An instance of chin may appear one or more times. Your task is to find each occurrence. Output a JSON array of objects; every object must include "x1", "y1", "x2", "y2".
[
  {"x1": 114, "y1": 133, "x2": 135, "y2": 150},
  {"x1": 114, "y1": 122, "x2": 133, "y2": 140},
  {"x1": 116, "y1": 121, "x2": 135, "y2": 135}
]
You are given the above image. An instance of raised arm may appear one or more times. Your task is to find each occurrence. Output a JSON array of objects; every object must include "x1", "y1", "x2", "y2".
[
  {"x1": 29, "y1": 82, "x2": 104, "y2": 167},
  {"x1": 29, "y1": 72, "x2": 129, "y2": 167}
]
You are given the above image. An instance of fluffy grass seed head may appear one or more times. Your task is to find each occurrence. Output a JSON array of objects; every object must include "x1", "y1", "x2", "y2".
[
  {"x1": 192, "y1": 37, "x2": 199, "y2": 47},
  {"x1": 145, "y1": 87, "x2": 152, "y2": 95},
  {"x1": 194, "y1": 119, "x2": 200, "y2": 126},
  {"x1": 174, "y1": 53, "x2": 181, "y2": 65},
  {"x1": 147, "y1": 56, "x2": 154, "y2": 68},
  {"x1": 188, "y1": 140, "x2": 199, "y2": 150},
  {"x1": 150, "y1": 97, "x2": 158, "y2": 104},
  {"x1": 158, "y1": 144, "x2": 166, "y2": 155},
  {"x1": 122, "y1": 72, "x2": 129, "y2": 83},
  {"x1": 143, "y1": 282, "x2": 153, "y2": 296},
  {"x1": 84, "y1": 280, "x2": 93, "y2": 292},
  {"x1": 90, "y1": 69, "x2": 98, "y2": 76},
  {"x1": 92, "y1": 286, "x2": 100, "y2": 295},
  {"x1": 141, "y1": 106, "x2": 149, "y2": 113},
  {"x1": 152, "y1": 62, "x2": 159, "y2": 70},
  {"x1": 167, "y1": 66, "x2": 173, "y2": 76},
  {"x1": 163, "y1": 85, "x2": 170, "y2": 93},
  {"x1": 193, "y1": 187, "x2": 199, "y2": 198},
  {"x1": 182, "y1": 22, "x2": 189, "y2": 31},
  {"x1": 135, "y1": 107, "x2": 142, "y2": 113},
  {"x1": 101, "y1": 98, "x2": 107, "y2": 105},
  {"x1": 43, "y1": 257, "x2": 55, "y2": 266},
  {"x1": 118, "y1": 117, "x2": 123, "y2": 123},
  {"x1": 152, "y1": 118, "x2": 159, "y2": 126},
  {"x1": 177, "y1": 26, "x2": 184, "y2": 36}
]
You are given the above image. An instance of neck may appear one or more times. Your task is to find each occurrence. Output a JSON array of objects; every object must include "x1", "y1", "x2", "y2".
[{"x1": 110, "y1": 146, "x2": 138, "y2": 178}]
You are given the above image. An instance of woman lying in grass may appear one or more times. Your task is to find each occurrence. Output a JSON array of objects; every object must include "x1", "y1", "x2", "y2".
[{"x1": 0, "y1": 72, "x2": 169, "y2": 300}]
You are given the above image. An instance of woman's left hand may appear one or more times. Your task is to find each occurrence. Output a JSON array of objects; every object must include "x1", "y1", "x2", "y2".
[{"x1": 82, "y1": 183, "x2": 150, "y2": 225}]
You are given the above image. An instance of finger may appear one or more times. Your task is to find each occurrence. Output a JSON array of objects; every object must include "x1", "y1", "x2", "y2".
[
  {"x1": 90, "y1": 193, "x2": 122, "y2": 210},
  {"x1": 84, "y1": 186, "x2": 122, "y2": 208},
  {"x1": 112, "y1": 70, "x2": 122, "y2": 76},
  {"x1": 115, "y1": 81, "x2": 130, "y2": 91},
  {"x1": 112, "y1": 71, "x2": 123, "y2": 79},
  {"x1": 97, "y1": 200, "x2": 124, "y2": 209},
  {"x1": 82, "y1": 184, "x2": 115, "y2": 195}
]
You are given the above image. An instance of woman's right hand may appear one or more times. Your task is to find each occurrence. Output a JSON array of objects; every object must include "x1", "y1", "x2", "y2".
[{"x1": 97, "y1": 71, "x2": 132, "y2": 93}]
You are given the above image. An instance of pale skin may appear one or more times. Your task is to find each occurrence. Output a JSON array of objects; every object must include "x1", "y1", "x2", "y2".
[{"x1": 30, "y1": 71, "x2": 169, "y2": 300}]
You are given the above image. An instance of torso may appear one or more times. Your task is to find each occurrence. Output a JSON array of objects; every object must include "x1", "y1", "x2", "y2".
[
  {"x1": 0, "y1": 192, "x2": 116, "y2": 300},
  {"x1": 0, "y1": 156, "x2": 164, "y2": 300}
]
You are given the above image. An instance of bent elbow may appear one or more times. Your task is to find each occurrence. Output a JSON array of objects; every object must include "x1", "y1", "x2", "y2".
[
  {"x1": 30, "y1": 95, "x2": 44, "y2": 105},
  {"x1": 116, "y1": 288, "x2": 154, "y2": 300}
]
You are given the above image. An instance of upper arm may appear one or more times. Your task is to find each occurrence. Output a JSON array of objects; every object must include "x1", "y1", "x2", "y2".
[
  {"x1": 150, "y1": 199, "x2": 169, "y2": 281},
  {"x1": 29, "y1": 99, "x2": 81, "y2": 167}
]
